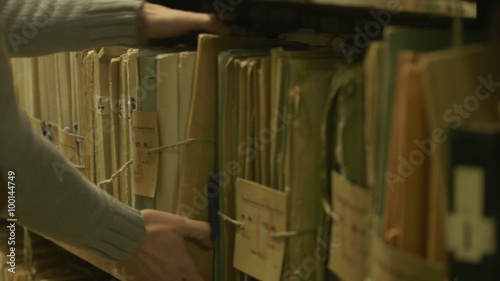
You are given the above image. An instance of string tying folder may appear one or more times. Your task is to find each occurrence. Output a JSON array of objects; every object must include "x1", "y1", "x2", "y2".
[
  {"x1": 98, "y1": 159, "x2": 133, "y2": 187},
  {"x1": 322, "y1": 198, "x2": 339, "y2": 222},
  {"x1": 148, "y1": 138, "x2": 215, "y2": 154},
  {"x1": 218, "y1": 211, "x2": 315, "y2": 239}
]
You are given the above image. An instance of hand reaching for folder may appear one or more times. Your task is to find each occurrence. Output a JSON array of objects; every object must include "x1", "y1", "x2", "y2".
[
  {"x1": 138, "y1": 2, "x2": 231, "y2": 45},
  {"x1": 118, "y1": 4, "x2": 224, "y2": 280},
  {"x1": 119, "y1": 210, "x2": 213, "y2": 281}
]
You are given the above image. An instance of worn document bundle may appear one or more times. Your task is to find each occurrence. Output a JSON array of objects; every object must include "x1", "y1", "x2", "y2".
[{"x1": 8, "y1": 28, "x2": 499, "y2": 281}]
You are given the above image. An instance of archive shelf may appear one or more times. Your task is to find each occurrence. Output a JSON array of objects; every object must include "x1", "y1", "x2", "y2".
[
  {"x1": 225, "y1": 0, "x2": 477, "y2": 18},
  {"x1": 218, "y1": 0, "x2": 483, "y2": 42},
  {"x1": 5, "y1": 0, "x2": 499, "y2": 280}
]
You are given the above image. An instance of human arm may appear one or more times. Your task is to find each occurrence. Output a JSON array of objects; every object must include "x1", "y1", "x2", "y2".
[
  {"x1": 0, "y1": 0, "x2": 222, "y2": 276},
  {"x1": 1, "y1": 0, "x2": 229, "y2": 57},
  {"x1": 0, "y1": 18, "x2": 144, "y2": 261}
]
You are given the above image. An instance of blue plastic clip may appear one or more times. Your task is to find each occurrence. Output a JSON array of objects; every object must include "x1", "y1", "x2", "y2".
[{"x1": 207, "y1": 171, "x2": 220, "y2": 242}]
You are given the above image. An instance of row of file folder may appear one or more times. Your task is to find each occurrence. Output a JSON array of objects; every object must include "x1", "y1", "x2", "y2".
[{"x1": 8, "y1": 25, "x2": 500, "y2": 281}]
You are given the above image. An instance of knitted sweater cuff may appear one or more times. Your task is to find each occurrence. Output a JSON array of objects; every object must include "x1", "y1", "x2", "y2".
[
  {"x1": 82, "y1": 0, "x2": 144, "y2": 48},
  {"x1": 82, "y1": 198, "x2": 145, "y2": 262}
]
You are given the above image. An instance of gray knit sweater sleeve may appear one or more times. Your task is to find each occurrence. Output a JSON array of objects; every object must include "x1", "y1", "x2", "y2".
[
  {"x1": 2, "y1": 0, "x2": 143, "y2": 57},
  {"x1": 0, "y1": 0, "x2": 146, "y2": 262}
]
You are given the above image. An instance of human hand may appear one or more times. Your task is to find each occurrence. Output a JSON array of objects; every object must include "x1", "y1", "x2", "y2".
[
  {"x1": 138, "y1": 2, "x2": 231, "y2": 45},
  {"x1": 117, "y1": 209, "x2": 213, "y2": 281}
]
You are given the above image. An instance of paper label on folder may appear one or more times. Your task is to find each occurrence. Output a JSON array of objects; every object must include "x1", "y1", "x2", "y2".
[
  {"x1": 448, "y1": 165, "x2": 496, "y2": 263},
  {"x1": 132, "y1": 111, "x2": 159, "y2": 198},
  {"x1": 59, "y1": 130, "x2": 81, "y2": 166},
  {"x1": 29, "y1": 116, "x2": 44, "y2": 136},
  {"x1": 233, "y1": 178, "x2": 287, "y2": 281},
  {"x1": 329, "y1": 171, "x2": 371, "y2": 281}
]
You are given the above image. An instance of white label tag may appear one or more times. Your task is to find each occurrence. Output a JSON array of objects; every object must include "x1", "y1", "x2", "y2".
[
  {"x1": 131, "y1": 111, "x2": 159, "y2": 198},
  {"x1": 233, "y1": 178, "x2": 287, "y2": 281},
  {"x1": 328, "y1": 171, "x2": 371, "y2": 281},
  {"x1": 448, "y1": 165, "x2": 496, "y2": 263}
]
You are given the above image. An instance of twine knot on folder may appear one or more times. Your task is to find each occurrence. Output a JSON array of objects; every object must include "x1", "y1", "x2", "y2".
[
  {"x1": 218, "y1": 211, "x2": 245, "y2": 227},
  {"x1": 73, "y1": 164, "x2": 86, "y2": 169},
  {"x1": 322, "y1": 198, "x2": 339, "y2": 222},
  {"x1": 217, "y1": 211, "x2": 315, "y2": 239},
  {"x1": 97, "y1": 159, "x2": 133, "y2": 187}
]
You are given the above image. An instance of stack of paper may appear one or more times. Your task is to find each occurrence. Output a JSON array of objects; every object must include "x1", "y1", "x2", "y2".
[{"x1": 7, "y1": 27, "x2": 499, "y2": 281}]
